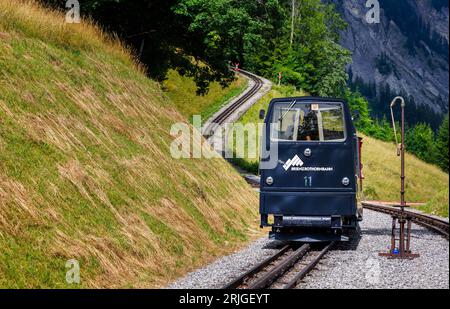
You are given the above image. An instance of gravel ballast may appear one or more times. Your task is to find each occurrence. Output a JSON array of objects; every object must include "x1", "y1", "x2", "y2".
[
  {"x1": 297, "y1": 210, "x2": 449, "y2": 289},
  {"x1": 168, "y1": 210, "x2": 449, "y2": 289},
  {"x1": 168, "y1": 238, "x2": 285, "y2": 289}
]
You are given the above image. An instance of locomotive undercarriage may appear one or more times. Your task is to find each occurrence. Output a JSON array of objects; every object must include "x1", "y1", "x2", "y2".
[{"x1": 261, "y1": 214, "x2": 359, "y2": 242}]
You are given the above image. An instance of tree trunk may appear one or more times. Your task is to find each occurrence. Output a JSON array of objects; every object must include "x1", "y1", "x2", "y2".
[
  {"x1": 290, "y1": 0, "x2": 295, "y2": 47},
  {"x1": 139, "y1": 38, "x2": 145, "y2": 60}
]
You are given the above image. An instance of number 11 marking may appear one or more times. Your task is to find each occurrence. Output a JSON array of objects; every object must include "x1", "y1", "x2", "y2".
[{"x1": 304, "y1": 176, "x2": 312, "y2": 187}]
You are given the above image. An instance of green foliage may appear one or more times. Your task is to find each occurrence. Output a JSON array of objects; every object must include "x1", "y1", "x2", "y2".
[
  {"x1": 348, "y1": 76, "x2": 448, "y2": 172},
  {"x1": 174, "y1": 0, "x2": 285, "y2": 88},
  {"x1": 272, "y1": 64, "x2": 306, "y2": 87},
  {"x1": 341, "y1": 89, "x2": 394, "y2": 143},
  {"x1": 406, "y1": 123, "x2": 436, "y2": 163},
  {"x1": 434, "y1": 115, "x2": 449, "y2": 172},
  {"x1": 363, "y1": 185, "x2": 379, "y2": 200},
  {"x1": 366, "y1": 117, "x2": 394, "y2": 142},
  {"x1": 42, "y1": 0, "x2": 350, "y2": 97},
  {"x1": 267, "y1": 0, "x2": 351, "y2": 97},
  {"x1": 343, "y1": 89, "x2": 372, "y2": 129},
  {"x1": 403, "y1": 116, "x2": 448, "y2": 173},
  {"x1": 313, "y1": 41, "x2": 351, "y2": 97}
]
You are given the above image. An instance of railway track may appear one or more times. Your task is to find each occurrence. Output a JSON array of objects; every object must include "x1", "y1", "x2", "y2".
[
  {"x1": 203, "y1": 69, "x2": 264, "y2": 137},
  {"x1": 222, "y1": 242, "x2": 335, "y2": 290},
  {"x1": 203, "y1": 69, "x2": 448, "y2": 288},
  {"x1": 362, "y1": 201, "x2": 449, "y2": 238},
  {"x1": 211, "y1": 69, "x2": 264, "y2": 126}
]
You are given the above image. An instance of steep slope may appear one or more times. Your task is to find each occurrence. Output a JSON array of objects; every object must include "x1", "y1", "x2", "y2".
[
  {"x1": 329, "y1": 0, "x2": 449, "y2": 127},
  {"x1": 0, "y1": 0, "x2": 258, "y2": 288}
]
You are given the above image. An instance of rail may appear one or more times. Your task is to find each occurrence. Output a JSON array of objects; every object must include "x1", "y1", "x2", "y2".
[
  {"x1": 362, "y1": 201, "x2": 449, "y2": 238},
  {"x1": 222, "y1": 242, "x2": 335, "y2": 289}
]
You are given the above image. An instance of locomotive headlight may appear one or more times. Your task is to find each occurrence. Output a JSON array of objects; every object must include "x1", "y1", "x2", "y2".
[
  {"x1": 304, "y1": 148, "x2": 312, "y2": 157},
  {"x1": 266, "y1": 177, "x2": 274, "y2": 186},
  {"x1": 342, "y1": 177, "x2": 350, "y2": 186}
]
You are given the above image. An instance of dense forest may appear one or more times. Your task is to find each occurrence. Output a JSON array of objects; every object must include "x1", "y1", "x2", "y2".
[
  {"x1": 41, "y1": 0, "x2": 350, "y2": 96},
  {"x1": 41, "y1": 0, "x2": 448, "y2": 172}
]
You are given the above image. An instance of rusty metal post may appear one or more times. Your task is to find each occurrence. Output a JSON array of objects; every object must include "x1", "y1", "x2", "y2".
[
  {"x1": 379, "y1": 97, "x2": 419, "y2": 259},
  {"x1": 399, "y1": 217, "x2": 405, "y2": 257},
  {"x1": 400, "y1": 99, "x2": 406, "y2": 211},
  {"x1": 358, "y1": 137, "x2": 364, "y2": 192},
  {"x1": 390, "y1": 218, "x2": 396, "y2": 254},
  {"x1": 406, "y1": 218, "x2": 412, "y2": 253}
]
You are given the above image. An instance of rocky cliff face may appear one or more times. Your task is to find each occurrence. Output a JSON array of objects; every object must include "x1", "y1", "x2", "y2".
[{"x1": 329, "y1": 0, "x2": 449, "y2": 125}]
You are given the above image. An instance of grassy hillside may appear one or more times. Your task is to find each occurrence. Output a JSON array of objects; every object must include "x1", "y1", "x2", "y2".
[
  {"x1": 0, "y1": 0, "x2": 259, "y2": 288},
  {"x1": 233, "y1": 87, "x2": 449, "y2": 217},
  {"x1": 361, "y1": 135, "x2": 449, "y2": 217},
  {"x1": 163, "y1": 69, "x2": 248, "y2": 121}
]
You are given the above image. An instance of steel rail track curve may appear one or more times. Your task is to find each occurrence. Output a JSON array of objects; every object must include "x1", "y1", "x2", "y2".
[
  {"x1": 362, "y1": 201, "x2": 449, "y2": 238},
  {"x1": 211, "y1": 70, "x2": 264, "y2": 126}
]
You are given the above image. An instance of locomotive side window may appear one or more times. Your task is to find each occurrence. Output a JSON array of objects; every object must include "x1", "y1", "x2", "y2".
[
  {"x1": 321, "y1": 106, "x2": 346, "y2": 141},
  {"x1": 270, "y1": 102, "x2": 346, "y2": 142}
]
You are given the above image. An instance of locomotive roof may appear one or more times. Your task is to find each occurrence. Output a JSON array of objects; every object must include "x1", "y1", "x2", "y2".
[{"x1": 269, "y1": 96, "x2": 348, "y2": 104}]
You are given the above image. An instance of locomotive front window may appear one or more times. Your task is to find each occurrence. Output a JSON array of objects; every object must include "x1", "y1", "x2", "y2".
[{"x1": 270, "y1": 102, "x2": 346, "y2": 142}]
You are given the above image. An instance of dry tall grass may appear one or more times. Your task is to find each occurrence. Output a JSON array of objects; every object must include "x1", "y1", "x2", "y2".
[
  {"x1": 0, "y1": 0, "x2": 259, "y2": 288},
  {"x1": 1, "y1": 0, "x2": 131, "y2": 56}
]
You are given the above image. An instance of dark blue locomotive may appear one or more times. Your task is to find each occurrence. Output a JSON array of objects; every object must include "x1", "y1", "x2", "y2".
[{"x1": 259, "y1": 97, "x2": 363, "y2": 242}]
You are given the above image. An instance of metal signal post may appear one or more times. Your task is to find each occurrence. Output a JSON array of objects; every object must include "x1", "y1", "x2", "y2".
[{"x1": 379, "y1": 96, "x2": 419, "y2": 259}]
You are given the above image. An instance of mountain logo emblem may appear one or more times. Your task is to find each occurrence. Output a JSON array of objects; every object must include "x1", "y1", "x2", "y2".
[{"x1": 283, "y1": 155, "x2": 304, "y2": 171}]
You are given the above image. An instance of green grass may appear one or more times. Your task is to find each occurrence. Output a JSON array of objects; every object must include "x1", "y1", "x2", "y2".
[
  {"x1": 163, "y1": 69, "x2": 248, "y2": 122},
  {"x1": 421, "y1": 188, "x2": 449, "y2": 218},
  {"x1": 0, "y1": 0, "x2": 259, "y2": 288},
  {"x1": 361, "y1": 135, "x2": 449, "y2": 217}
]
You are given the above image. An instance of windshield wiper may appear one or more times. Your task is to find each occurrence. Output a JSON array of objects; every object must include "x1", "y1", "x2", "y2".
[{"x1": 278, "y1": 100, "x2": 297, "y2": 122}]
